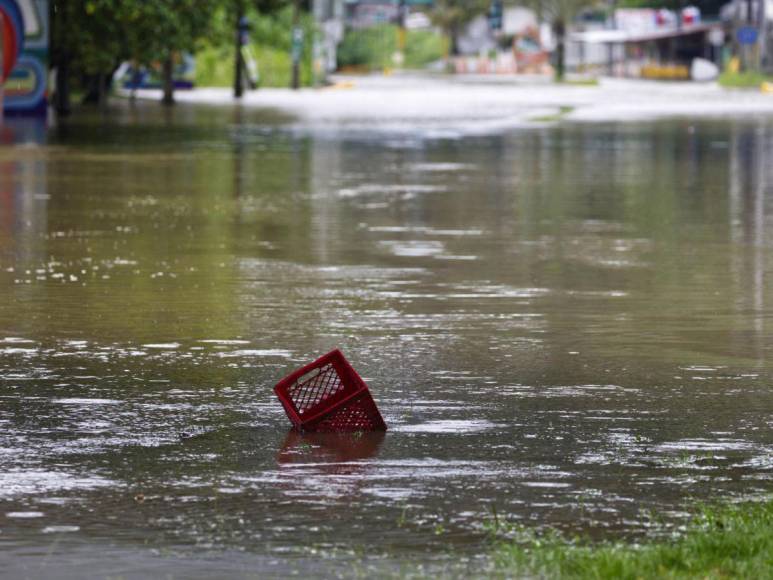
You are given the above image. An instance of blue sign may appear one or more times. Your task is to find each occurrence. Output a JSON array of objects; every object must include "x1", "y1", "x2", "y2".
[{"x1": 737, "y1": 26, "x2": 759, "y2": 45}]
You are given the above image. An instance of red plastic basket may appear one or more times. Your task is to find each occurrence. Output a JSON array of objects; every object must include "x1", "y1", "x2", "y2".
[{"x1": 274, "y1": 349, "x2": 387, "y2": 432}]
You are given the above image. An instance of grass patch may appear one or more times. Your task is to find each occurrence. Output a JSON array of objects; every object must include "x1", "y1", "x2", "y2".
[
  {"x1": 337, "y1": 24, "x2": 447, "y2": 71},
  {"x1": 558, "y1": 78, "x2": 600, "y2": 86},
  {"x1": 196, "y1": 43, "x2": 300, "y2": 89},
  {"x1": 718, "y1": 70, "x2": 773, "y2": 88},
  {"x1": 530, "y1": 105, "x2": 574, "y2": 123},
  {"x1": 195, "y1": 4, "x2": 315, "y2": 88},
  {"x1": 492, "y1": 499, "x2": 773, "y2": 579}
]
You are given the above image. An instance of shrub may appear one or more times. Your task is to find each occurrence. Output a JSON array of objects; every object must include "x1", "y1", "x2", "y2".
[{"x1": 337, "y1": 25, "x2": 446, "y2": 71}]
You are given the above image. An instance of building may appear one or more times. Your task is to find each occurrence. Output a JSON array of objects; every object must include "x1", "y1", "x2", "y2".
[
  {"x1": 569, "y1": 8, "x2": 724, "y2": 79},
  {"x1": 345, "y1": 0, "x2": 434, "y2": 29}
]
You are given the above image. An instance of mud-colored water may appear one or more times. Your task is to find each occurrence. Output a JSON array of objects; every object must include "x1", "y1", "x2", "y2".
[{"x1": 1, "y1": 104, "x2": 772, "y2": 578}]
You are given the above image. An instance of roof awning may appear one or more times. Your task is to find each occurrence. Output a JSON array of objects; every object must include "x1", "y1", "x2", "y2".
[{"x1": 571, "y1": 23, "x2": 722, "y2": 44}]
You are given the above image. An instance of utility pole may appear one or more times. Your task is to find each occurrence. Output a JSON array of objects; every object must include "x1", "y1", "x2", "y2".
[
  {"x1": 746, "y1": 0, "x2": 754, "y2": 70},
  {"x1": 234, "y1": 0, "x2": 245, "y2": 98},
  {"x1": 757, "y1": 0, "x2": 766, "y2": 71},
  {"x1": 396, "y1": 0, "x2": 407, "y2": 67},
  {"x1": 291, "y1": 0, "x2": 302, "y2": 90}
]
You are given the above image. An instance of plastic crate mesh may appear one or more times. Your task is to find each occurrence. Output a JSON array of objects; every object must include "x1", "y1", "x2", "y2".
[
  {"x1": 287, "y1": 363, "x2": 344, "y2": 416},
  {"x1": 313, "y1": 393, "x2": 383, "y2": 432}
]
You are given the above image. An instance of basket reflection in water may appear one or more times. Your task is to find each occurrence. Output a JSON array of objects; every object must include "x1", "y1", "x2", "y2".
[
  {"x1": 277, "y1": 431, "x2": 387, "y2": 474},
  {"x1": 274, "y1": 349, "x2": 387, "y2": 432}
]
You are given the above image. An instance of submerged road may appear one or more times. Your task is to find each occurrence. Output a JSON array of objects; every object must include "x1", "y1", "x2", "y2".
[{"x1": 129, "y1": 73, "x2": 773, "y2": 133}]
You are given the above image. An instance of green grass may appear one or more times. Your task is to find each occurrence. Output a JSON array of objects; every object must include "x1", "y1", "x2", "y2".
[
  {"x1": 195, "y1": 4, "x2": 315, "y2": 88},
  {"x1": 558, "y1": 78, "x2": 600, "y2": 86},
  {"x1": 337, "y1": 25, "x2": 446, "y2": 71},
  {"x1": 492, "y1": 499, "x2": 773, "y2": 579},
  {"x1": 196, "y1": 43, "x2": 302, "y2": 88},
  {"x1": 718, "y1": 70, "x2": 773, "y2": 88},
  {"x1": 530, "y1": 105, "x2": 575, "y2": 123}
]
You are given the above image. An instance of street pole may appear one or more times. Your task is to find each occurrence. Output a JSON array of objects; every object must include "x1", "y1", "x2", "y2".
[
  {"x1": 396, "y1": 0, "x2": 407, "y2": 68},
  {"x1": 758, "y1": 0, "x2": 766, "y2": 71},
  {"x1": 746, "y1": 0, "x2": 754, "y2": 70},
  {"x1": 291, "y1": 0, "x2": 302, "y2": 90},
  {"x1": 234, "y1": 0, "x2": 245, "y2": 98}
]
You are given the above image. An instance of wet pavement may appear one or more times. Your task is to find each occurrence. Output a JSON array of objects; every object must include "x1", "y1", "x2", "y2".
[{"x1": 0, "y1": 103, "x2": 772, "y2": 578}]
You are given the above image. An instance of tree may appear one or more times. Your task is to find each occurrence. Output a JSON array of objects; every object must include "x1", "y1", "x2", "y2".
[
  {"x1": 50, "y1": 0, "x2": 223, "y2": 111},
  {"x1": 50, "y1": 0, "x2": 127, "y2": 113},
  {"x1": 521, "y1": 0, "x2": 601, "y2": 81},
  {"x1": 430, "y1": 0, "x2": 490, "y2": 56},
  {"x1": 121, "y1": 1, "x2": 219, "y2": 105}
]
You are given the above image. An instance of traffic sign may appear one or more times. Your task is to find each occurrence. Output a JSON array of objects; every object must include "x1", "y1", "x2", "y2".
[{"x1": 737, "y1": 26, "x2": 758, "y2": 45}]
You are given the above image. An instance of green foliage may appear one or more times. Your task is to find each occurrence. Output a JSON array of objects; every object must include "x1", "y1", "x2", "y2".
[
  {"x1": 430, "y1": 0, "x2": 488, "y2": 54},
  {"x1": 529, "y1": 105, "x2": 575, "y2": 122},
  {"x1": 718, "y1": 70, "x2": 773, "y2": 88},
  {"x1": 50, "y1": 0, "x2": 305, "y2": 101},
  {"x1": 405, "y1": 29, "x2": 448, "y2": 68},
  {"x1": 430, "y1": 0, "x2": 489, "y2": 33},
  {"x1": 337, "y1": 25, "x2": 446, "y2": 71},
  {"x1": 196, "y1": 44, "x2": 300, "y2": 88},
  {"x1": 559, "y1": 77, "x2": 599, "y2": 86},
  {"x1": 122, "y1": 0, "x2": 216, "y2": 63},
  {"x1": 195, "y1": 4, "x2": 315, "y2": 88},
  {"x1": 520, "y1": 0, "x2": 601, "y2": 24},
  {"x1": 196, "y1": 45, "x2": 235, "y2": 87},
  {"x1": 51, "y1": 0, "x2": 221, "y2": 72},
  {"x1": 337, "y1": 26, "x2": 397, "y2": 70},
  {"x1": 493, "y1": 499, "x2": 773, "y2": 579},
  {"x1": 51, "y1": 0, "x2": 124, "y2": 75}
]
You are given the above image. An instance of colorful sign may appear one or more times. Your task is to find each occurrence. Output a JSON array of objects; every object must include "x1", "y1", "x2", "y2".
[
  {"x1": 736, "y1": 26, "x2": 758, "y2": 46},
  {"x1": 1, "y1": 0, "x2": 23, "y2": 81},
  {"x1": 2, "y1": 0, "x2": 48, "y2": 116}
]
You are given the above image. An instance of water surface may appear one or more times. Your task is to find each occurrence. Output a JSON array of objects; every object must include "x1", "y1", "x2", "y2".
[{"x1": 1, "y1": 105, "x2": 772, "y2": 578}]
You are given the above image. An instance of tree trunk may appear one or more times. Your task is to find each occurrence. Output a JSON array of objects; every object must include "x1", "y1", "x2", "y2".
[
  {"x1": 449, "y1": 23, "x2": 460, "y2": 57},
  {"x1": 81, "y1": 68, "x2": 115, "y2": 106},
  {"x1": 50, "y1": 0, "x2": 72, "y2": 116},
  {"x1": 54, "y1": 57, "x2": 72, "y2": 116},
  {"x1": 97, "y1": 71, "x2": 107, "y2": 108},
  {"x1": 553, "y1": 19, "x2": 566, "y2": 82},
  {"x1": 162, "y1": 54, "x2": 175, "y2": 106}
]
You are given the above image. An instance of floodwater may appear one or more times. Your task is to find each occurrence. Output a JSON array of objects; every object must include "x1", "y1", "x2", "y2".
[{"x1": 1, "y1": 103, "x2": 772, "y2": 578}]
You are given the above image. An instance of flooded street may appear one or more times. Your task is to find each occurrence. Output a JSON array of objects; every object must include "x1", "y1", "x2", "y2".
[{"x1": 1, "y1": 104, "x2": 772, "y2": 578}]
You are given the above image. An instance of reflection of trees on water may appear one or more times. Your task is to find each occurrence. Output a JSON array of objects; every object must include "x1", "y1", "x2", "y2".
[
  {"x1": 301, "y1": 122, "x2": 773, "y2": 379},
  {"x1": 729, "y1": 125, "x2": 770, "y2": 364},
  {"x1": 505, "y1": 123, "x2": 771, "y2": 373},
  {"x1": 3, "y1": 115, "x2": 773, "y2": 367}
]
